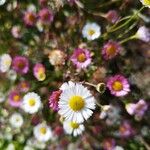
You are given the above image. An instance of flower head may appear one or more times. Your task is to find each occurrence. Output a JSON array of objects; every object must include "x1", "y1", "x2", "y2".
[
  {"x1": 49, "y1": 90, "x2": 62, "y2": 111},
  {"x1": 135, "y1": 26, "x2": 150, "y2": 42},
  {"x1": 9, "y1": 91, "x2": 22, "y2": 107},
  {"x1": 38, "y1": 8, "x2": 54, "y2": 24},
  {"x1": 70, "y1": 48, "x2": 91, "y2": 69},
  {"x1": 17, "y1": 81, "x2": 30, "y2": 93},
  {"x1": 103, "y1": 138, "x2": 116, "y2": 150},
  {"x1": 33, "y1": 123, "x2": 52, "y2": 142},
  {"x1": 102, "y1": 40, "x2": 121, "y2": 60},
  {"x1": 140, "y1": 0, "x2": 150, "y2": 8},
  {"x1": 0, "y1": 54, "x2": 12, "y2": 73},
  {"x1": 33, "y1": 63, "x2": 46, "y2": 81},
  {"x1": 22, "y1": 92, "x2": 42, "y2": 114},
  {"x1": 23, "y1": 11, "x2": 37, "y2": 26},
  {"x1": 12, "y1": 56, "x2": 29, "y2": 74},
  {"x1": 9, "y1": 113, "x2": 24, "y2": 128},
  {"x1": 63, "y1": 121, "x2": 85, "y2": 136},
  {"x1": 11, "y1": 25, "x2": 22, "y2": 39},
  {"x1": 82, "y1": 22, "x2": 101, "y2": 40},
  {"x1": 107, "y1": 75, "x2": 130, "y2": 97},
  {"x1": 58, "y1": 81, "x2": 96, "y2": 123}
]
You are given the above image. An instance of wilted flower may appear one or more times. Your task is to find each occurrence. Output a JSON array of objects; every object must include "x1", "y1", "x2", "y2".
[
  {"x1": 0, "y1": 54, "x2": 12, "y2": 73},
  {"x1": 102, "y1": 40, "x2": 122, "y2": 60},
  {"x1": 140, "y1": 0, "x2": 150, "y2": 8},
  {"x1": 107, "y1": 75, "x2": 130, "y2": 97},
  {"x1": 63, "y1": 121, "x2": 85, "y2": 136},
  {"x1": 58, "y1": 81, "x2": 96, "y2": 123},
  {"x1": 48, "y1": 50, "x2": 66, "y2": 66},
  {"x1": 33, "y1": 63, "x2": 46, "y2": 81},
  {"x1": 23, "y1": 11, "x2": 37, "y2": 26},
  {"x1": 22, "y1": 92, "x2": 42, "y2": 114},
  {"x1": 9, "y1": 113, "x2": 24, "y2": 128},
  {"x1": 70, "y1": 48, "x2": 92, "y2": 69},
  {"x1": 49, "y1": 90, "x2": 62, "y2": 111},
  {"x1": 9, "y1": 91, "x2": 22, "y2": 107},
  {"x1": 105, "y1": 10, "x2": 119, "y2": 23},
  {"x1": 135, "y1": 26, "x2": 150, "y2": 42},
  {"x1": 82, "y1": 22, "x2": 101, "y2": 40},
  {"x1": 12, "y1": 56, "x2": 29, "y2": 74},
  {"x1": 38, "y1": 8, "x2": 54, "y2": 24},
  {"x1": 33, "y1": 123, "x2": 52, "y2": 142}
]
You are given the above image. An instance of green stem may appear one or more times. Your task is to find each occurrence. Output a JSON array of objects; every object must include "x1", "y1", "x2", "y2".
[{"x1": 119, "y1": 35, "x2": 136, "y2": 44}]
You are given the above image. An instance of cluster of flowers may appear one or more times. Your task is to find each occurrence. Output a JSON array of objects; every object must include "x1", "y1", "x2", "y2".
[{"x1": 0, "y1": 0, "x2": 150, "y2": 149}]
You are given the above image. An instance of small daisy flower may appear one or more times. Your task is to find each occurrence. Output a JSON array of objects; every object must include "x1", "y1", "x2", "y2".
[
  {"x1": 33, "y1": 123, "x2": 52, "y2": 142},
  {"x1": 0, "y1": 54, "x2": 12, "y2": 73},
  {"x1": 23, "y1": 11, "x2": 37, "y2": 26},
  {"x1": 33, "y1": 63, "x2": 46, "y2": 81},
  {"x1": 102, "y1": 138, "x2": 116, "y2": 150},
  {"x1": 17, "y1": 81, "x2": 30, "y2": 93},
  {"x1": 12, "y1": 56, "x2": 29, "y2": 74},
  {"x1": 9, "y1": 113, "x2": 24, "y2": 128},
  {"x1": 38, "y1": 8, "x2": 54, "y2": 24},
  {"x1": 49, "y1": 90, "x2": 62, "y2": 111},
  {"x1": 9, "y1": 91, "x2": 22, "y2": 107},
  {"x1": 107, "y1": 75, "x2": 130, "y2": 97},
  {"x1": 11, "y1": 25, "x2": 22, "y2": 39},
  {"x1": 70, "y1": 48, "x2": 92, "y2": 69},
  {"x1": 58, "y1": 81, "x2": 96, "y2": 123},
  {"x1": 82, "y1": 22, "x2": 101, "y2": 40},
  {"x1": 135, "y1": 26, "x2": 150, "y2": 42},
  {"x1": 63, "y1": 121, "x2": 85, "y2": 136},
  {"x1": 22, "y1": 92, "x2": 42, "y2": 114},
  {"x1": 102, "y1": 40, "x2": 122, "y2": 60},
  {"x1": 140, "y1": 0, "x2": 150, "y2": 8}
]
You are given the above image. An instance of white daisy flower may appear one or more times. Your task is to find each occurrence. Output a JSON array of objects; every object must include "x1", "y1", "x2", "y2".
[
  {"x1": 140, "y1": 0, "x2": 150, "y2": 8},
  {"x1": 135, "y1": 26, "x2": 150, "y2": 42},
  {"x1": 82, "y1": 22, "x2": 101, "y2": 40},
  {"x1": 0, "y1": 54, "x2": 12, "y2": 73},
  {"x1": 58, "y1": 81, "x2": 96, "y2": 123},
  {"x1": 33, "y1": 123, "x2": 52, "y2": 142},
  {"x1": 9, "y1": 113, "x2": 24, "y2": 128},
  {"x1": 63, "y1": 121, "x2": 85, "y2": 136},
  {"x1": 22, "y1": 92, "x2": 42, "y2": 114}
]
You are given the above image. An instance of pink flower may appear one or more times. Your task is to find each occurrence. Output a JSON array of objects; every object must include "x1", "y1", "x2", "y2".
[
  {"x1": 119, "y1": 121, "x2": 134, "y2": 138},
  {"x1": 107, "y1": 75, "x2": 130, "y2": 97},
  {"x1": 23, "y1": 11, "x2": 37, "y2": 26},
  {"x1": 9, "y1": 91, "x2": 22, "y2": 107},
  {"x1": 33, "y1": 63, "x2": 46, "y2": 81},
  {"x1": 17, "y1": 81, "x2": 30, "y2": 93},
  {"x1": 126, "y1": 99, "x2": 148, "y2": 119},
  {"x1": 70, "y1": 48, "x2": 92, "y2": 69},
  {"x1": 38, "y1": 8, "x2": 54, "y2": 24},
  {"x1": 105, "y1": 10, "x2": 119, "y2": 23},
  {"x1": 12, "y1": 56, "x2": 29, "y2": 74},
  {"x1": 11, "y1": 25, "x2": 22, "y2": 39},
  {"x1": 102, "y1": 40, "x2": 121, "y2": 60},
  {"x1": 49, "y1": 90, "x2": 62, "y2": 111},
  {"x1": 102, "y1": 138, "x2": 115, "y2": 150}
]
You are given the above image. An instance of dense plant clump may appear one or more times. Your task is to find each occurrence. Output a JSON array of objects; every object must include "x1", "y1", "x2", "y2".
[{"x1": 0, "y1": 0, "x2": 150, "y2": 149}]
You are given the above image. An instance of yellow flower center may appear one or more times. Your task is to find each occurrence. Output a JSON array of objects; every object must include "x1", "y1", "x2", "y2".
[
  {"x1": 77, "y1": 53, "x2": 86, "y2": 62},
  {"x1": 143, "y1": 0, "x2": 150, "y2": 5},
  {"x1": 40, "y1": 127, "x2": 47, "y2": 134},
  {"x1": 88, "y1": 29, "x2": 95, "y2": 36},
  {"x1": 28, "y1": 98, "x2": 36, "y2": 106},
  {"x1": 13, "y1": 95, "x2": 20, "y2": 102},
  {"x1": 69, "y1": 96, "x2": 85, "y2": 111},
  {"x1": 112, "y1": 81, "x2": 123, "y2": 91},
  {"x1": 37, "y1": 72, "x2": 46, "y2": 81},
  {"x1": 106, "y1": 45, "x2": 116, "y2": 56},
  {"x1": 70, "y1": 122, "x2": 79, "y2": 129}
]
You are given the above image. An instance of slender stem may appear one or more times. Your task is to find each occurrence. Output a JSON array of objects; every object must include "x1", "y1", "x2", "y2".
[
  {"x1": 84, "y1": 82, "x2": 96, "y2": 87},
  {"x1": 139, "y1": 136, "x2": 150, "y2": 150},
  {"x1": 119, "y1": 35, "x2": 136, "y2": 44}
]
